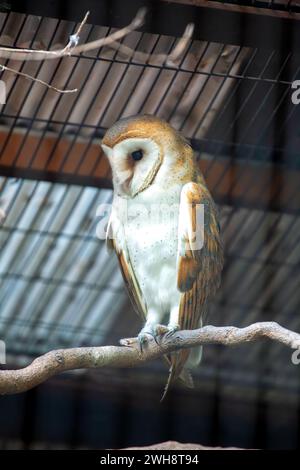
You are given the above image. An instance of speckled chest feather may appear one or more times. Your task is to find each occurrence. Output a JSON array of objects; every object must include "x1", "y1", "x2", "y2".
[{"x1": 119, "y1": 182, "x2": 183, "y2": 318}]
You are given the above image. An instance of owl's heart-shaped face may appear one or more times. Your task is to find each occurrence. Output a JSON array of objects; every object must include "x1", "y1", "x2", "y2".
[{"x1": 101, "y1": 137, "x2": 162, "y2": 198}]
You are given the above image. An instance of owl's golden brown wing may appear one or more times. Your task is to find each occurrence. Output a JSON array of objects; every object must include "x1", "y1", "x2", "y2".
[
  {"x1": 106, "y1": 214, "x2": 147, "y2": 320},
  {"x1": 165, "y1": 181, "x2": 223, "y2": 388},
  {"x1": 177, "y1": 181, "x2": 223, "y2": 329}
]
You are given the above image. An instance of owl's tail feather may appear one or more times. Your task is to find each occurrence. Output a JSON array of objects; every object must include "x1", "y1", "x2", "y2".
[
  {"x1": 186, "y1": 345, "x2": 203, "y2": 368},
  {"x1": 179, "y1": 368, "x2": 194, "y2": 388},
  {"x1": 161, "y1": 343, "x2": 204, "y2": 401},
  {"x1": 161, "y1": 350, "x2": 193, "y2": 401}
]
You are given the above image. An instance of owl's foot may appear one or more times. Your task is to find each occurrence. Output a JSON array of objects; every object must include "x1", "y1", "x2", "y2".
[
  {"x1": 155, "y1": 323, "x2": 180, "y2": 338},
  {"x1": 138, "y1": 324, "x2": 159, "y2": 352},
  {"x1": 154, "y1": 324, "x2": 169, "y2": 336},
  {"x1": 137, "y1": 322, "x2": 180, "y2": 351},
  {"x1": 166, "y1": 323, "x2": 180, "y2": 338}
]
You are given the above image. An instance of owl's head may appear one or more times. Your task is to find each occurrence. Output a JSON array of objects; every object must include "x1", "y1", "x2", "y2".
[{"x1": 101, "y1": 115, "x2": 191, "y2": 198}]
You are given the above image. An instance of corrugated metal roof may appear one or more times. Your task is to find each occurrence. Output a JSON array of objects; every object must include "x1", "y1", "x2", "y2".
[{"x1": 0, "y1": 176, "x2": 127, "y2": 354}]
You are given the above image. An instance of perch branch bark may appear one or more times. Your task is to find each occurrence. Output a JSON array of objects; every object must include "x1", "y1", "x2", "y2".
[{"x1": 1, "y1": 321, "x2": 300, "y2": 395}]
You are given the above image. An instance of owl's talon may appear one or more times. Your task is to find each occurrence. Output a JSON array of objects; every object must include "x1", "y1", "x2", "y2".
[
  {"x1": 120, "y1": 337, "x2": 136, "y2": 347},
  {"x1": 138, "y1": 331, "x2": 154, "y2": 352},
  {"x1": 154, "y1": 323, "x2": 180, "y2": 338},
  {"x1": 150, "y1": 333, "x2": 160, "y2": 346},
  {"x1": 138, "y1": 323, "x2": 180, "y2": 349},
  {"x1": 165, "y1": 324, "x2": 180, "y2": 338},
  {"x1": 155, "y1": 324, "x2": 169, "y2": 336}
]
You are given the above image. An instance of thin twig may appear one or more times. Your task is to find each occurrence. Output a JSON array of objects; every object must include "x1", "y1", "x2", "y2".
[
  {"x1": 108, "y1": 23, "x2": 194, "y2": 65},
  {"x1": 0, "y1": 9, "x2": 194, "y2": 94},
  {"x1": 0, "y1": 8, "x2": 146, "y2": 61},
  {"x1": 0, "y1": 321, "x2": 299, "y2": 395},
  {"x1": 0, "y1": 9, "x2": 146, "y2": 94},
  {"x1": 61, "y1": 10, "x2": 90, "y2": 55},
  {"x1": 0, "y1": 64, "x2": 78, "y2": 93}
]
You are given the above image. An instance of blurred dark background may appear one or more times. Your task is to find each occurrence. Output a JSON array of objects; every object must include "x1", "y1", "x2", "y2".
[{"x1": 0, "y1": 0, "x2": 300, "y2": 450}]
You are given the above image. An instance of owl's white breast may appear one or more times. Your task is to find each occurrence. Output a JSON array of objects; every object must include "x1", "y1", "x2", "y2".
[{"x1": 115, "y1": 182, "x2": 183, "y2": 317}]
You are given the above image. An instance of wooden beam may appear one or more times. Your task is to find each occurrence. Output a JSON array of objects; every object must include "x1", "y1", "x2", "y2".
[
  {"x1": 0, "y1": 127, "x2": 111, "y2": 182},
  {"x1": 0, "y1": 128, "x2": 299, "y2": 214},
  {"x1": 161, "y1": 1, "x2": 300, "y2": 20},
  {"x1": 10, "y1": 0, "x2": 300, "y2": 53}
]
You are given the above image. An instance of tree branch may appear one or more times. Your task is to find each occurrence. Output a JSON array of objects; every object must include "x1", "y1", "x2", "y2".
[
  {"x1": 0, "y1": 9, "x2": 145, "y2": 61},
  {"x1": 0, "y1": 8, "x2": 194, "y2": 94},
  {"x1": 0, "y1": 9, "x2": 146, "y2": 93},
  {"x1": 1, "y1": 321, "x2": 300, "y2": 395},
  {"x1": 108, "y1": 23, "x2": 194, "y2": 66},
  {"x1": 0, "y1": 64, "x2": 78, "y2": 93}
]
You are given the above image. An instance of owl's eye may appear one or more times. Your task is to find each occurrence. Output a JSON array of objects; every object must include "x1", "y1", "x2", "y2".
[{"x1": 131, "y1": 149, "x2": 143, "y2": 161}]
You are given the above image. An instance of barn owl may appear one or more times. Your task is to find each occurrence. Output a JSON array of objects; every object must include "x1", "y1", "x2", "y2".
[{"x1": 101, "y1": 115, "x2": 223, "y2": 398}]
